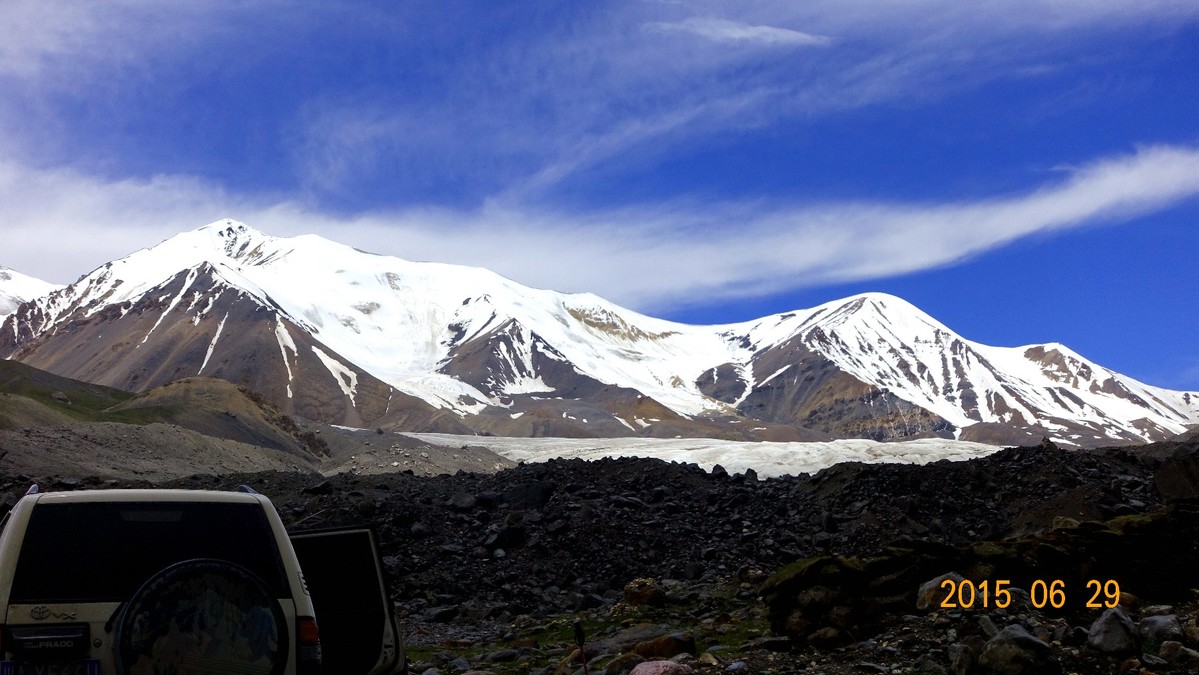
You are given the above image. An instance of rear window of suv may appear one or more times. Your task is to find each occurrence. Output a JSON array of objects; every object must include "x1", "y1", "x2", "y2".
[{"x1": 10, "y1": 501, "x2": 290, "y2": 603}]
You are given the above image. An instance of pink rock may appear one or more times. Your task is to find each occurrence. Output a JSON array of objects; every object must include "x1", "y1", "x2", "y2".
[{"x1": 629, "y1": 662, "x2": 695, "y2": 675}]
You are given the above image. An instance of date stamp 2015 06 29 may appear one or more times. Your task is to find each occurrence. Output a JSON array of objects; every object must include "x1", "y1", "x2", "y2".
[{"x1": 938, "y1": 578, "x2": 1122, "y2": 611}]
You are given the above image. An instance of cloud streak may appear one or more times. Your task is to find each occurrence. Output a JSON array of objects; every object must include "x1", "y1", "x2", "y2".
[
  {"x1": 0, "y1": 0, "x2": 290, "y2": 82},
  {"x1": 3, "y1": 144, "x2": 1198, "y2": 315},
  {"x1": 644, "y1": 18, "x2": 833, "y2": 47},
  {"x1": 3, "y1": 2, "x2": 1198, "y2": 324},
  {"x1": 279, "y1": 0, "x2": 1199, "y2": 204},
  {"x1": 4, "y1": 0, "x2": 1197, "y2": 206}
]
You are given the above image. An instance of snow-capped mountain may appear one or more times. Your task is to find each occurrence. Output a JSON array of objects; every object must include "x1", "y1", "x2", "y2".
[
  {"x1": 2, "y1": 220, "x2": 1196, "y2": 446},
  {"x1": 0, "y1": 266, "x2": 59, "y2": 318}
]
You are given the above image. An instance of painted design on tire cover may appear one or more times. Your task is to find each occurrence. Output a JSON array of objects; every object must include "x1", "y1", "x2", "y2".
[{"x1": 116, "y1": 559, "x2": 287, "y2": 675}]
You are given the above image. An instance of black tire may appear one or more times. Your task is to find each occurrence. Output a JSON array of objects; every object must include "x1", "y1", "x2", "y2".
[{"x1": 114, "y1": 558, "x2": 288, "y2": 675}]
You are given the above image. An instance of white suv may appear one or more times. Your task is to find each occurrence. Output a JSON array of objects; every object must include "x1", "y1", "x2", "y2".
[{"x1": 0, "y1": 486, "x2": 400, "y2": 675}]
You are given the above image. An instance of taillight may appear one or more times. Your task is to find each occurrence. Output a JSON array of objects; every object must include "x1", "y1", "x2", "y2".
[
  {"x1": 299, "y1": 617, "x2": 320, "y2": 645},
  {"x1": 297, "y1": 616, "x2": 322, "y2": 675}
]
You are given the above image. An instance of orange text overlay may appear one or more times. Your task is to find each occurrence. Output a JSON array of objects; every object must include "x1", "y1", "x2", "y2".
[{"x1": 939, "y1": 578, "x2": 1121, "y2": 610}]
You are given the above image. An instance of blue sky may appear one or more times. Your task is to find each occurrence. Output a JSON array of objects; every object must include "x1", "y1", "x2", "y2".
[{"x1": 1, "y1": 1, "x2": 1198, "y2": 389}]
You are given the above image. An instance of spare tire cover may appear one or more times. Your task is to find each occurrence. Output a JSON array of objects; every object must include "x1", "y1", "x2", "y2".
[{"x1": 114, "y1": 558, "x2": 288, "y2": 675}]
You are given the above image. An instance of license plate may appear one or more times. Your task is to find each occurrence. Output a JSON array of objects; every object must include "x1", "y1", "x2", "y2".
[{"x1": 0, "y1": 661, "x2": 100, "y2": 675}]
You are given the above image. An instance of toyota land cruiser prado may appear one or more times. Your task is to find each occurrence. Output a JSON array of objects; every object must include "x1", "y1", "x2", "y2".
[{"x1": 0, "y1": 486, "x2": 400, "y2": 675}]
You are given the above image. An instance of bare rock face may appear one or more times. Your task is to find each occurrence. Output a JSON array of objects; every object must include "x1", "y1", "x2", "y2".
[
  {"x1": 694, "y1": 363, "x2": 746, "y2": 404},
  {"x1": 735, "y1": 336, "x2": 956, "y2": 442}
]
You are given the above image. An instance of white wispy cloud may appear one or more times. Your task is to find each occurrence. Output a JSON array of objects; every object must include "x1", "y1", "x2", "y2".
[
  {"x1": 281, "y1": 0, "x2": 1199, "y2": 202},
  {"x1": 0, "y1": 0, "x2": 293, "y2": 82},
  {"x1": 5, "y1": 0, "x2": 1196, "y2": 204},
  {"x1": 0, "y1": 0, "x2": 141, "y2": 79},
  {"x1": 3, "y1": 1, "x2": 1198, "y2": 320},
  {"x1": 3, "y1": 145, "x2": 1198, "y2": 314},
  {"x1": 644, "y1": 18, "x2": 832, "y2": 47}
]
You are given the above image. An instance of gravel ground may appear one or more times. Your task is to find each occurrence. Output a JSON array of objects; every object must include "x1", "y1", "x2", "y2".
[{"x1": 3, "y1": 438, "x2": 1199, "y2": 674}]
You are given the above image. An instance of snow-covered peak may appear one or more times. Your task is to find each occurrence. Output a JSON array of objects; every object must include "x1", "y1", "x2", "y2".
[
  {"x1": 729, "y1": 292, "x2": 936, "y2": 346},
  {"x1": 5, "y1": 220, "x2": 1195, "y2": 447},
  {"x1": 166, "y1": 219, "x2": 283, "y2": 265},
  {"x1": 0, "y1": 266, "x2": 60, "y2": 298},
  {"x1": 196, "y1": 218, "x2": 251, "y2": 233},
  {"x1": 806, "y1": 292, "x2": 949, "y2": 335},
  {"x1": 0, "y1": 266, "x2": 61, "y2": 317}
]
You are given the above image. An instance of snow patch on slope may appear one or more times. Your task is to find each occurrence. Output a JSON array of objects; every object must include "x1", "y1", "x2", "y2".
[
  {"x1": 311, "y1": 345, "x2": 357, "y2": 402},
  {"x1": 141, "y1": 267, "x2": 198, "y2": 344},
  {"x1": 199, "y1": 312, "x2": 228, "y2": 375},
  {"x1": 274, "y1": 319, "x2": 297, "y2": 399}
]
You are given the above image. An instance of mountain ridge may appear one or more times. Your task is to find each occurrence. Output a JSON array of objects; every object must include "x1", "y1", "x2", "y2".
[
  {"x1": 3, "y1": 219, "x2": 1196, "y2": 446},
  {"x1": 0, "y1": 265, "x2": 61, "y2": 318}
]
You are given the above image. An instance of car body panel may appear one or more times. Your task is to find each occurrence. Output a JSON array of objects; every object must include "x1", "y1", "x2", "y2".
[
  {"x1": 0, "y1": 489, "x2": 337, "y2": 675},
  {"x1": 290, "y1": 528, "x2": 401, "y2": 675}
]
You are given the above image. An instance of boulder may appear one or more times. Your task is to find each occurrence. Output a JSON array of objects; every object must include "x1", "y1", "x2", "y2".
[
  {"x1": 978, "y1": 624, "x2": 1059, "y2": 675},
  {"x1": 624, "y1": 578, "x2": 666, "y2": 607},
  {"x1": 1087, "y1": 607, "x2": 1138, "y2": 655},
  {"x1": 760, "y1": 548, "x2": 956, "y2": 647},
  {"x1": 1159, "y1": 641, "x2": 1199, "y2": 668},
  {"x1": 1184, "y1": 625, "x2": 1199, "y2": 647},
  {"x1": 916, "y1": 572, "x2": 965, "y2": 611},
  {"x1": 1155, "y1": 449, "x2": 1199, "y2": 502},
  {"x1": 948, "y1": 637, "x2": 985, "y2": 675},
  {"x1": 633, "y1": 633, "x2": 696, "y2": 659},
  {"x1": 447, "y1": 492, "x2": 477, "y2": 511},
  {"x1": 628, "y1": 663, "x2": 693, "y2": 675},
  {"x1": 503, "y1": 480, "x2": 556, "y2": 510},
  {"x1": 1138, "y1": 614, "x2": 1183, "y2": 644}
]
